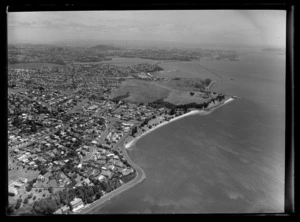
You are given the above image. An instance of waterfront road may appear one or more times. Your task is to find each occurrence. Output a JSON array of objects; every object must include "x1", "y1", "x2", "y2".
[{"x1": 78, "y1": 129, "x2": 146, "y2": 214}]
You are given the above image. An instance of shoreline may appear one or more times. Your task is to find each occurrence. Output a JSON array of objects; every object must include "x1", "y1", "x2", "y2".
[
  {"x1": 79, "y1": 96, "x2": 235, "y2": 214},
  {"x1": 125, "y1": 97, "x2": 235, "y2": 149},
  {"x1": 125, "y1": 109, "x2": 201, "y2": 149}
]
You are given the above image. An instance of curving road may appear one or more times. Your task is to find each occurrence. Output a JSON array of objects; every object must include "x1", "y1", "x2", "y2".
[{"x1": 77, "y1": 131, "x2": 146, "y2": 214}]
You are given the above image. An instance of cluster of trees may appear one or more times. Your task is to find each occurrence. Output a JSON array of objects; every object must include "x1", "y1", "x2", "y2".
[
  {"x1": 176, "y1": 102, "x2": 208, "y2": 109},
  {"x1": 148, "y1": 99, "x2": 176, "y2": 109},
  {"x1": 106, "y1": 178, "x2": 121, "y2": 192},
  {"x1": 215, "y1": 94, "x2": 226, "y2": 102},
  {"x1": 140, "y1": 117, "x2": 152, "y2": 128},
  {"x1": 97, "y1": 118, "x2": 105, "y2": 126},
  {"x1": 12, "y1": 116, "x2": 23, "y2": 127},
  {"x1": 15, "y1": 199, "x2": 22, "y2": 210},
  {"x1": 32, "y1": 196, "x2": 60, "y2": 215},
  {"x1": 25, "y1": 119, "x2": 38, "y2": 133},
  {"x1": 148, "y1": 94, "x2": 226, "y2": 113},
  {"x1": 12, "y1": 174, "x2": 126, "y2": 215},
  {"x1": 194, "y1": 82, "x2": 205, "y2": 90},
  {"x1": 25, "y1": 179, "x2": 37, "y2": 192},
  {"x1": 31, "y1": 182, "x2": 105, "y2": 215},
  {"x1": 169, "y1": 108, "x2": 176, "y2": 115},
  {"x1": 7, "y1": 203, "x2": 16, "y2": 214},
  {"x1": 131, "y1": 126, "x2": 138, "y2": 136},
  {"x1": 37, "y1": 163, "x2": 48, "y2": 175},
  {"x1": 203, "y1": 78, "x2": 212, "y2": 86},
  {"x1": 130, "y1": 63, "x2": 164, "y2": 73}
]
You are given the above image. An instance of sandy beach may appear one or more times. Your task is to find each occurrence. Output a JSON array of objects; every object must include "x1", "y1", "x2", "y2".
[{"x1": 125, "y1": 97, "x2": 234, "y2": 149}]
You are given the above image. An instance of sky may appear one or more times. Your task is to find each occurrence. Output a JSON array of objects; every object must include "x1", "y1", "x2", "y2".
[{"x1": 7, "y1": 10, "x2": 286, "y2": 48}]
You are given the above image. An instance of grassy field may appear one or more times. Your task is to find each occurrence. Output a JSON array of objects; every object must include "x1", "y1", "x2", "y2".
[
  {"x1": 109, "y1": 78, "x2": 210, "y2": 105},
  {"x1": 154, "y1": 79, "x2": 205, "y2": 91},
  {"x1": 8, "y1": 63, "x2": 63, "y2": 69},
  {"x1": 8, "y1": 161, "x2": 40, "y2": 184},
  {"x1": 105, "y1": 57, "x2": 161, "y2": 67},
  {"x1": 109, "y1": 79, "x2": 171, "y2": 103},
  {"x1": 164, "y1": 90, "x2": 208, "y2": 105}
]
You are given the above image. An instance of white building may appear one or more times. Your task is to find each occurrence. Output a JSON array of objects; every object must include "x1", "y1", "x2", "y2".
[
  {"x1": 70, "y1": 198, "x2": 84, "y2": 212},
  {"x1": 8, "y1": 187, "x2": 18, "y2": 196}
]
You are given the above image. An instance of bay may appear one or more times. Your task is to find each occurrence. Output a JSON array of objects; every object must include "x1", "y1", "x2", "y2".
[{"x1": 96, "y1": 50, "x2": 285, "y2": 214}]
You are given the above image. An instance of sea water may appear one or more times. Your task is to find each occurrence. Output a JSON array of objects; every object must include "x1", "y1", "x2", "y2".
[{"x1": 95, "y1": 50, "x2": 285, "y2": 213}]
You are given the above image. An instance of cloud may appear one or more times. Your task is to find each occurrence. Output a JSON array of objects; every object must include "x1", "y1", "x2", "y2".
[
  {"x1": 7, "y1": 11, "x2": 286, "y2": 47},
  {"x1": 8, "y1": 20, "x2": 32, "y2": 28}
]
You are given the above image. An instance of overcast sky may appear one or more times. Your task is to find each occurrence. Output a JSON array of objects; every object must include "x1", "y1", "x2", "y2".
[{"x1": 8, "y1": 10, "x2": 286, "y2": 48}]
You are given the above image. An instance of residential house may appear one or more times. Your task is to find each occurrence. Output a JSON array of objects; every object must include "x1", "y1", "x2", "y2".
[
  {"x1": 97, "y1": 175, "x2": 106, "y2": 182},
  {"x1": 101, "y1": 170, "x2": 112, "y2": 179},
  {"x1": 54, "y1": 205, "x2": 70, "y2": 214},
  {"x1": 37, "y1": 175, "x2": 45, "y2": 182},
  {"x1": 12, "y1": 181, "x2": 23, "y2": 188},
  {"x1": 70, "y1": 198, "x2": 84, "y2": 212},
  {"x1": 19, "y1": 177, "x2": 28, "y2": 183},
  {"x1": 122, "y1": 168, "x2": 134, "y2": 176},
  {"x1": 83, "y1": 178, "x2": 92, "y2": 186},
  {"x1": 8, "y1": 187, "x2": 18, "y2": 196}
]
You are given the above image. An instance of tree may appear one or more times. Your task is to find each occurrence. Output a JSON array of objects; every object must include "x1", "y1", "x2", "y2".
[
  {"x1": 59, "y1": 190, "x2": 69, "y2": 205},
  {"x1": 87, "y1": 186, "x2": 94, "y2": 198},
  {"x1": 204, "y1": 78, "x2": 212, "y2": 86},
  {"x1": 12, "y1": 116, "x2": 22, "y2": 127},
  {"x1": 25, "y1": 184, "x2": 32, "y2": 192},
  {"x1": 32, "y1": 197, "x2": 58, "y2": 215},
  {"x1": 68, "y1": 188, "x2": 76, "y2": 201},
  {"x1": 15, "y1": 199, "x2": 22, "y2": 210},
  {"x1": 7, "y1": 204, "x2": 15, "y2": 214},
  {"x1": 86, "y1": 196, "x2": 93, "y2": 204},
  {"x1": 169, "y1": 108, "x2": 175, "y2": 115},
  {"x1": 23, "y1": 198, "x2": 29, "y2": 204},
  {"x1": 95, "y1": 192, "x2": 101, "y2": 200},
  {"x1": 40, "y1": 168, "x2": 48, "y2": 176},
  {"x1": 131, "y1": 126, "x2": 138, "y2": 136},
  {"x1": 48, "y1": 187, "x2": 53, "y2": 194},
  {"x1": 99, "y1": 181, "x2": 108, "y2": 192}
]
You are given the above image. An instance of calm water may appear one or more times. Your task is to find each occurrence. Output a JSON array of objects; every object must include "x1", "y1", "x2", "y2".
[{"x1": 96, "y1": 50, "x2": 285, "y2": 214}]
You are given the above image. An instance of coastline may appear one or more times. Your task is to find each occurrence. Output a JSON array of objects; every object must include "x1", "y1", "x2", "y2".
[
  {"x1": 125, "y1": 110, "x2": 201, "y2": 149},
  {"x1": 79, "y1": 96, "x2": 235, "y2": 214},
  {"x1": 125, "y1": 97, "x2": 235, "y2": 149}
]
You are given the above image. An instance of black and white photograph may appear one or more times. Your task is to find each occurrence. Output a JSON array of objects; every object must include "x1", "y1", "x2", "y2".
[{"x1": 6, "y1": 7, "x2": 293, "y2": 215}]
